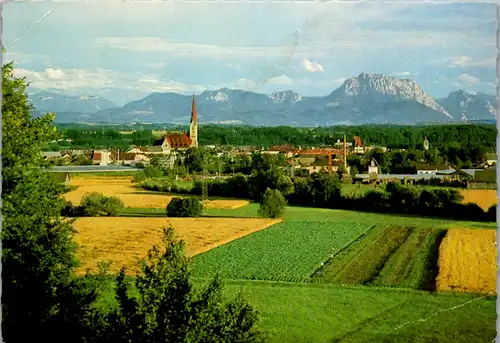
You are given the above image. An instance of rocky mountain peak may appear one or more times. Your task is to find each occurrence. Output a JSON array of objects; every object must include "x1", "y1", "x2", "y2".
[
  {"x1": 269, "y1": 90, "x2": 302, "y2": 104},
  {"x1": 336, "y1": 73, "x2": 452, "y2": 118}
]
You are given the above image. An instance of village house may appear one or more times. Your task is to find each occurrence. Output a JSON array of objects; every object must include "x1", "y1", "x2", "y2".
[
  {"x1": 92, "y1": 150, "x2": 112, "y2": 166},
  {"x1": 416, "y1": 163, "x2": 454, "y2": 176}
]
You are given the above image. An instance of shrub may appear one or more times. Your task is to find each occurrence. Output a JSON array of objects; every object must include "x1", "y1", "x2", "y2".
[
  {"x1": 61, "y1": 200, "x2": 79, "y2": 217},
  {"x1": 80, "y1": 192, "x2": 125, "y2": 217},
  {"x1": 166, "y1": 197, "x2": 203, "y2": 217},
  {"x1": 144, "y1": 166, "x2": 163, "y2": 178},
  {"x1": 258, "y1": 188, "x2": 287, "y2": 218},
  {"x1": 487, "y1": 204, "x2": 497, "y2": 222},
  {"x1": 132, "y1": 172, "x2": 147, "y2": 183}
]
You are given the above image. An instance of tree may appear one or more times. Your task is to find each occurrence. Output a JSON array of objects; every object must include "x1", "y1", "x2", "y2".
[
  {"x1": 167, "y1": 197, "x2": 204, "y2": 217},
  {"x1": 1, "y1": 62, "x2": 98, "y2": 343},
  {"x1": 258, "y1": 188, "x2": 287, "y2": 218},
  {"x1": 99, "y1": 227, "x2": 263, "y2": 343}
]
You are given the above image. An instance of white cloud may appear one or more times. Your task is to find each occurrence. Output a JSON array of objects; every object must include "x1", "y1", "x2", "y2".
[
  {"x1": 301, "y1": 59, "x2": 324, "y2": 73},
  {"x1": 449, "y1": 56, "x2": 496, "y2": 68},
  {"x1": 429, "y1": 56, "x2": 496, "y2": 68},
  {"x1": 93, "y1": 37, "x2": 295, "y2": 59},
  {"x1": 458, "y1": 73, "x2": 481, "y2": 84},
  {"x1": 14, "y1": 67, "x2": 209, "y2": 95},
  {"x1": 265, "y1": 74, "x2": 293, "y2": 85}
]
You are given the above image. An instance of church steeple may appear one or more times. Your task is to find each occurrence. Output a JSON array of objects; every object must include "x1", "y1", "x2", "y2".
[
  {"x1": 189, "y1": 94, "x2": 198, "y2": 148},
  {"x1": 190, "y1": 95, "x2": 197, "y2": 124}
]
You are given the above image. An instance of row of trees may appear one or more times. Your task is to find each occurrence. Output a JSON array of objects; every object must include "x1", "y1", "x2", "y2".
[
  {"x1": 2, "y1": 62, "x2": 262, "y2": 343},
  {"x1": 53, "y1": 123, "x2": 497, "y2": 152},
  {"x1": 141, "y1": 167, "x2": 495, "y2": 222}
]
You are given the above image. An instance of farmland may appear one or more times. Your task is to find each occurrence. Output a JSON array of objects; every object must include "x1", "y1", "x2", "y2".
[
  {"x1": 460, "y1": 189, "x2": 497, "y2": 210},
  {"x1": 313, "y1": 226, "x2": 446, "y2": 291},
  {"x1": 66, "y1": 176, "x2": 247, "y2": 209},
  {"x1": 436, "y1": 228, "x2": 497, "y2": 295},
  {"x1": 67, "y1": 174, "x2": 497, "y2": 342},
  {"x1": 190, "y1": 221, "x2": 372, "y2": 282},
  {"x1": 73, "y1": 216, "x2": 281, "y2": 274}
]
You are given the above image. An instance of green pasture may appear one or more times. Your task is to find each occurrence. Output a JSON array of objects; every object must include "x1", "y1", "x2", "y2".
[
  {"x1": 92, "y1": 277, "x2": 496, "y2": 343},
  {"x1": 120, "y1": 203, "x2": 496, "y2": 229}
]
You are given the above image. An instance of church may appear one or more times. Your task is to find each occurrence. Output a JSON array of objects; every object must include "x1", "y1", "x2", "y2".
[{"x1": 154, "y1": 95, "x2": 199, "y2": 152}]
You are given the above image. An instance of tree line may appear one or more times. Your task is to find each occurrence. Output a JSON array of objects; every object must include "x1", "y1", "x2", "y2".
[
  {"x1": 52, "y1": 123, "x2": 497, "y2": 151},
  {"x1": 140, "y1": 167, "x2": 496, "y2": 223}
]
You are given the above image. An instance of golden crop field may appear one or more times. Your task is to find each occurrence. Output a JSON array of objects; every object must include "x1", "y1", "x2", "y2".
[
  {"x1": 460, "y1": 189, "x2": 497, "y2": 211},
  {"x1": 73, "y1": 217, "x2": 281, "y2": 274},
  {"x1": 436, "y1": 228, "x2": 497, "y2": 295},
  {"x1": 66, "y1": 176, "x2": 248, "y2": 209}
]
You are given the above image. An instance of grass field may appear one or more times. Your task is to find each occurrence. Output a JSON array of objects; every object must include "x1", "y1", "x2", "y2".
[
  {"x1": 436, "y1": 228, "x2": 497, "y2": 295},
  {"x1": 73, "y1": 217, "x2": 281, "y2": 274},
  {"x1": 66, "y1": 176, "x2": 247, "y2": 209},
  {"x1": 93, "y1": 278, "x2": 496, "y2": 343},
  {"x1": 189, "y1": 221, "x2": 373, "y2": 282}
]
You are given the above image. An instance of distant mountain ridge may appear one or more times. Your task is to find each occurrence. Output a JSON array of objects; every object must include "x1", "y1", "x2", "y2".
[
  {"x1": 28, "y1": 73, "x2": 497, "y2": 126},
  {"x1": 30, "y1": 91, "x2": 117, "y2": 114}
]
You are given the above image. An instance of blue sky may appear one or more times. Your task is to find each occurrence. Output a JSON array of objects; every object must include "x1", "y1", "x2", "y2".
[{"x1": 4, "y1": 0, "x2": 498, "y2": 105}]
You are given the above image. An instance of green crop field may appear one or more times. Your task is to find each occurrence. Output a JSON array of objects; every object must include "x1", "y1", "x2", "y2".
[
  {"x1": 93, "y1": 278, "x2": 497, "y2": 343},
  {"x1": 312, "y1": 226, "x2": 448, "y2": 291},
  {"x1": 190, "y1": 221, "x2": 372, "y2": 282},
  {"x1": 371, "y1": 228, "x2": 446, "y2": 290},
  {"x1": 313, "y1": 226, "x2": 412, "y2": 285}
]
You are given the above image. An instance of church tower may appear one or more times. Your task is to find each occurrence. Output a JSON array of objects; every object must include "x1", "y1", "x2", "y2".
[{"x1": 189, "y1": 95, "x2": 199, "y2": 148}]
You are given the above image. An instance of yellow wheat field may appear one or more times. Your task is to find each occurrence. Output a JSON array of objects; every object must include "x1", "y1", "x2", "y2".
[
  {"x1": 66, "y1": 176, "x2": 248, "y2": 209},
  {"x1": 460, "y1": 189, "x2": 497, "y2": 211},
  {"x1": 436, "y1": 228, "x2": 497, "y2": 295},
  {"x1": 73, "y1": 217, "x2": 281, "y2": 274}
]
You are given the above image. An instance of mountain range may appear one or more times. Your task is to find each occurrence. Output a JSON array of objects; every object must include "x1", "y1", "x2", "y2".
[{"x1": 29, "y1": 73, "x2": 497, "y2": 126}]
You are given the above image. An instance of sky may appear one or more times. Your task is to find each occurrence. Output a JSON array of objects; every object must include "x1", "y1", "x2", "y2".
[{"x1": 3, "y1": 0, "x2": 498, "y2": 106}]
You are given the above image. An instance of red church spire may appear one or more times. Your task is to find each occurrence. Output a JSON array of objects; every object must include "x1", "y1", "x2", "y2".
[{"x1": 190, "y1": 94, "x2": 197, "y2": 123}]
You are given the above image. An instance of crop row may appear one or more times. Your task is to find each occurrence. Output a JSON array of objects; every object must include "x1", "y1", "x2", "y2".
[{"x1": 189, "y1": 220, "x2": 372, "y2": 282}]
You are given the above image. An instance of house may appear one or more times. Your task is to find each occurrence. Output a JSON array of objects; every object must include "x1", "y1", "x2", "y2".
[
  {"x1": 153, "y1": 95, "x2": 198, "y2": 153},
  {"x1": 295, "y1": 155, "x2": 316, "y2": 166},
  {"x1": 485, "y1": 153, "x2": 497, "y2": 166},
  {"x1": 364, "y1": 146, "x2": 388, "y2": 153},
  {"x1": 92, "y1": 150, "x2": 112, "y2": 166},
  {"x1": 353, "y1": 136, "x2": 364, "y2": 154},
  {"x1": 41, "y1": 151, "x2": 62, "y2": 160},
  {"x1": 125, "y1": 146, "x2": 145, "y2": 154},
  {"x1": 416, "y1": 164, "x2": 453, "y2": 175},
  {"x1": 119, "y1": 152, "x2": 150, "y2": 166}
]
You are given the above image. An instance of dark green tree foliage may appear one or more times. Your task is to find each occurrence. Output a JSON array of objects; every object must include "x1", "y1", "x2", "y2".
[
  {"x1": 258, "y1": 188, "x2": 287, "y2": 218},
  {"x1": 99, "y1": 227, "x2": 263, "y2": 343},
  {"x1": 184, "y1": 147, "x2": 208, "y2": 172},
  {"x1": 79, "y1": 192, "x2": 125, "y2": 216},
  {"x1": 1, "y1": 62, "x2": 97, "y2": 342},
  {"x1": 167, "y1": 197, "x2": 203, "y2": 217},
  {"x1": 248, "y1": 166, "x2": 294, "y2": 200}
]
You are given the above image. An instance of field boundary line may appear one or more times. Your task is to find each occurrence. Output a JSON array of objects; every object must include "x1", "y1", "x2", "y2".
[
  {"x1": 309, "y1": 224, "x2": 377, "y2": 280},
  {"x1": 385, "y1": 295, "x2": 488, "y2": 336}
]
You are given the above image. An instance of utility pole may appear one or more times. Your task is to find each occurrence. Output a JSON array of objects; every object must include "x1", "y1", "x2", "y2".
[{"x1": 201, "y1": 154, "x2": 208, "y2": 201}]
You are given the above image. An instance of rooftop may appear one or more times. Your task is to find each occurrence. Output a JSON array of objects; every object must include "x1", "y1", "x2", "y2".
[{"x1": 47, "y1": 166, "x2": 141, "y2": 173}]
